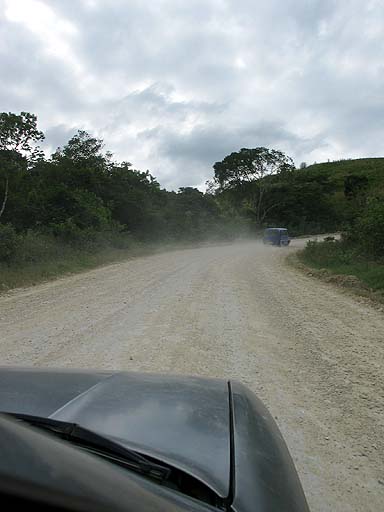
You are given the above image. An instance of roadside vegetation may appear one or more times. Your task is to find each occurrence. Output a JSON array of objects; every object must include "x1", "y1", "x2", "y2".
[
  {"x1": 297, "y1": 183, "x2": 384, "y2": 300},
  {"x1": 209, "y1": 151, "x2": 384, "y2": 300},
  {"x1": 1, "y1": 111, "x2": 383, "y2": 292},
  {"x1": 0, "y1": 112, "x2": 249, "y2": 291},
  {"x1": 298, "y1": 238, "x2": 384, "y2": 300}
]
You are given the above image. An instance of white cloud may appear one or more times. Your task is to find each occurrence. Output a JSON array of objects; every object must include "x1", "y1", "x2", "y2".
[{"x1": 5, "y1": 0, "x2": 80, "y2": 68}]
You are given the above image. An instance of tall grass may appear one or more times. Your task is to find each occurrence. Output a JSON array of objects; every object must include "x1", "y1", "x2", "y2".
[
  {"x1": 298, "y1": 238, "x2": 384, "y2": 298},
  {"x1": 0, "y1": 229, "x2": 146, "y2": 292}
]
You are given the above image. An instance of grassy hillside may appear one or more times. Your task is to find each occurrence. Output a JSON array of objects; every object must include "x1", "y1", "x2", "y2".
[
  {"x1": 304, "y1": 158, "x2": 384, "y2": 193},
  {"x1": 296, "y1": 158, "x2": 384, "y2": 301},
  {"x1": 291, "y1": 157, "x2": 384, "y2": 235}
]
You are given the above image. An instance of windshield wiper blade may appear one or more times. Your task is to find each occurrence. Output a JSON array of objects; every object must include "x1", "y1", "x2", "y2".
[{"x1": 5, "y1": 412, "x2": 171, "y2": 482}]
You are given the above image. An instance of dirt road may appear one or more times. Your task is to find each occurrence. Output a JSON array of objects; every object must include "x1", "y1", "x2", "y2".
[{"x1": 0, "y1": 239, "x2": 383, "y2": 510}]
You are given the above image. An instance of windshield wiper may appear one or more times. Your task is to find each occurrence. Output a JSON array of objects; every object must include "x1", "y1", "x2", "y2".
[{"x1": 5, "y1": 412, "x2": 171, "y2": 483}]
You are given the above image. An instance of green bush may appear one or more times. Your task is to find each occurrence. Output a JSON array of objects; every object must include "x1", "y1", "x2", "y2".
[
  {"x1": 69, "y1": 189, "x2": 112, "y2": 230},
  {"x1": 353, "y1": 198, "x2": 384, "y2": 260},
  {"x1": 14, "y1": 231, "x2": 65, "y2": 264},
  {"x1": 299, "y1": 237, "x2": 384, "y2": 298},
  {"x1": 301, "y1": 239, "x2": 354, "y2": 266},
  {"x1": 48, "y1": 220, "x2": 124, "y2": 251},
  {"x1": 0, "y1": 223, "x2": 19, "y2": 263},
  {"x1": 0, "y1": 225, "x2": 144, "y2": 291},
  {"x1": 1, "y1": 223, "x2": 137, "y2": 269}
]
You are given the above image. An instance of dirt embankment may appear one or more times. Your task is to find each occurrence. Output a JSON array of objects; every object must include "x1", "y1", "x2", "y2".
[{"x1": 0, "y1": 239, "x2": 383, "y2": 511}]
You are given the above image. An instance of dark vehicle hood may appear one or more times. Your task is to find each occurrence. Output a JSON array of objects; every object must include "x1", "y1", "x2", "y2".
[
  {"x1": 0, "y1": 368, "x2": 230, "y2": 499},
  {"x1": 0, "y1": 368, "x2": 309, "y2": 512},
  {"x1": 0, "y1": 414, "x2": 221, "y2": 512}
]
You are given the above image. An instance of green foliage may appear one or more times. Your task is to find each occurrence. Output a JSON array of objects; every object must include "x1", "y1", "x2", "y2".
[
  {"x1": 53, "y1": 130, "x2": 107, "y2": 163},
  {"x1": 304, "y1": 158, "x2": 384, "y2": 212},
  {"x1": 352, "y1": 198, "x2": 384, "y2": 260},
  {"x1": 213, "y1": 158, "x2": 339, "y2": 234},
  {"x1": 298, "y1": 164, "x2": 384, "y2": 299},
  {"x1": 306, "y1": 158, "x2": 384, "y2": 182},
  {"x1": 13, "y1": 231, "x2": 64, "y2": 265},
  {"x1": 210, "y1": 147, "x2": 295, "y2": 226},
  {"x1": 0, "y1": 112, "x2": 45, "y2": 220},
  {"x1": 162, "y1": 187, "x2": 221, "y2": 241},
  {"x1": 301, "y1": 239, "x2": 355, "y2": 266},
  {"x1": 299, "y1": 238, "x2": 384, "y2": 298},
  {"x1": 212, "y1": 152, "x2": 384, "y2": 236},
  {"x1": 344, "y1": 174, "x2": 369, "y2": 200},
  {"x1": 0, "y1": 112, "x2": 44, "y2": 153},
  {"x1": 0, "y1": 111, "x2": 251, "y2": 278},
  {"x1": 0, "y1": 223, "x2": 18, "y2": 263},
  {"x1": 212, "y1": 147, "x2": 294, "y2": 189},
  {"x1": 0, "y1": 231, "x2": 142, "y2": 292}
]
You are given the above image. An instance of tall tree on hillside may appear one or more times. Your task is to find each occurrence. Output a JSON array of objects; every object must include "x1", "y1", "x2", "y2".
[
  {"x1": 210, "y1": 147, "x2": 294, "y2": 225},
  {"x1": 0, "y1": 112, "x2": 44, "y2": 219}
]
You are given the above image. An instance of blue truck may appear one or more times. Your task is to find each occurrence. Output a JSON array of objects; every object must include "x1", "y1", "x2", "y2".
[{"x1": 263, "y1": 227, "x2": 291, "y2": 246}]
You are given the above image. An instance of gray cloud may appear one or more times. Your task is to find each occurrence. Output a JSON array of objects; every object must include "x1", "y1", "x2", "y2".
[
  {"x1": 43, "y1": 123, "x2": 78, "y2": 153},
  {"x1": 138, "y1": 119, "x2": 326, "y2": 189},
  {"x1": 1, "y1": 0, "x2": 383, "y2": 189}
]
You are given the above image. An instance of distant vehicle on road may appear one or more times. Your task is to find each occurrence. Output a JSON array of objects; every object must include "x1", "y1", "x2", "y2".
[
  {"x1": 0, "y1": 367, "x2": 309, "y2": 512},
  {"x1": 263, "y1": 227, "x2": 291, "y2": 246}
]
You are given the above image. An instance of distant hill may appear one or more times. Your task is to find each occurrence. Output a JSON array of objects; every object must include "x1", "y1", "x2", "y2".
[
  {"x1": 261, "y1": 157, "x2": 384, "y2": 235},
  {"x1": 302, "y1": 158, "x2": 384, "y2": 194},
  {"x1": 299, "y1": 158, "x2": 384, "y2": 286},
  {"x1": 214, "y1": 155, "x2": 384, "y2": 236}
]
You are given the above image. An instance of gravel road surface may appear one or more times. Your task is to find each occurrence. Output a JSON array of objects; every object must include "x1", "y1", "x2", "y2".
[{"x1": 0, "y1": 238, "x2": 383, "y2": 511}]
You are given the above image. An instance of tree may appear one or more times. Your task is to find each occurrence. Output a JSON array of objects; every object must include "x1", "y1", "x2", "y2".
[
  {"x1": 0, "y1": 112, "x2": 44, "y2": 219},
  {"x1": 50, "y1": 131, "x2": 112, "y2": 194},
  {"x1": 52, "y1": 130, "x2": 111, "y2": 168},
  {"x1": 101, "y1": 163, "x2": 162, "y2": 235},
  {"x1": 211, "y1": 147, "x2": 294, "y2": 225}
]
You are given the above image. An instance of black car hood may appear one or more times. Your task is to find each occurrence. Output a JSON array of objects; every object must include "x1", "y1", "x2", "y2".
[{"x1": 0, "y1": 368, "x2": 230, "y2": 499}]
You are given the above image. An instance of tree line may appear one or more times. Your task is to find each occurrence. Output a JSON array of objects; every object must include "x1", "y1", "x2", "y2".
[
  {"x1": 0, "y1": 112, "x2": 248, "y2": 266},
  {"x1": 1, "y1": 111, "x2": 383, "y2": 269}
]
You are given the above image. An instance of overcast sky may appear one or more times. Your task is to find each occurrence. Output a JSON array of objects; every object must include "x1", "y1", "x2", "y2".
[{"x1": 1, "y1": 0, "x2": 383, "y2": 189}]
